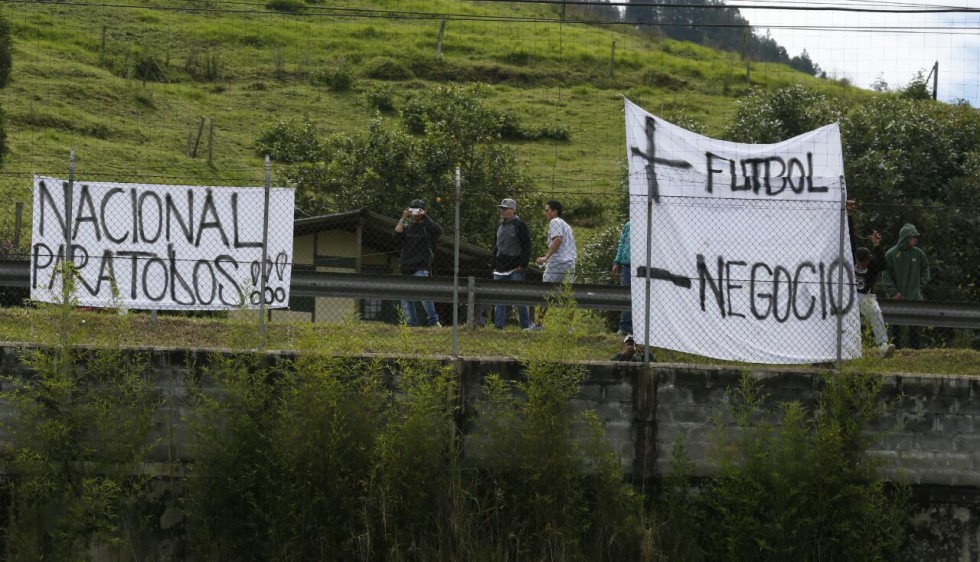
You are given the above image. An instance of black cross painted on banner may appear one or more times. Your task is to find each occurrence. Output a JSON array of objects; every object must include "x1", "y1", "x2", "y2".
[{"x1": 630, "y1": 116, "x2": 692, "y2": 204}]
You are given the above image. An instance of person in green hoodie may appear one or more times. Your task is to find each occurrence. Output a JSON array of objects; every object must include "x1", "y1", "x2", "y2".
[{"x1": 882, "y1": 223, "x2": 930, "y2": 349}]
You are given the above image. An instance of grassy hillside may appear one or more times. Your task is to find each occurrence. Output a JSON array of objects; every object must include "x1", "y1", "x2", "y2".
[{"x1": 0, "y1": 0, "x2": 858, "y2": 207}]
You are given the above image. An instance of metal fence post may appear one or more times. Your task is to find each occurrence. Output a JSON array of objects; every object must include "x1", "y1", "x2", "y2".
[
  {"x1": 466, "y1": 276, "x2": 476, "y2": 329},
  {"x1": 452, "y1": 166, "x2": 461, "y2": 356},
  {"x1": 62, "y1": 149, "x2": 76, "y2": 348},
  {"x1": 836, "y1": 175, "x2": 847, "y2": 369},
  {"x1": 13, "y1": 202, "x2": 22, "y2": 249},
  {"x1": 258, "y1": 155, "x2": 271, "y2": 351}
]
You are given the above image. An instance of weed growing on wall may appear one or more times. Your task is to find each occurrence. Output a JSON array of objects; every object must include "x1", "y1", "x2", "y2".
[
  {"x1": 1, "y1": 351, "x2": 158, "y2": 559},
  {"x1": 0, "y1": 282, "x2": 159, "y2": 560},
  {"x1": 467, "y1": 360, "x2": 647, "y2": 560},
  {"x1": 660, "y1": 370, "x2": 911, "y2": 561},
  {"x1": 365, "y1": 360, "x2": 466, "y2": 559}
]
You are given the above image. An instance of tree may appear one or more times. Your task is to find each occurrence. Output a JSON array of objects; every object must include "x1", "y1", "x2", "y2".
[
  {"x1": 723, "y1": 84, "x2": 845, "y2": 144},
  {"x1": 789, "y1": 49, "x2": 821, "y2": 76},
  {"x1": 901, "y1": 70, "x2": 932, "y2": 100},
  {"x1": 269, "y1": 85, "x2": 538, "y2": 250},
  {"x1": 724, "y1": 84, "x2": 980, "y2": 304},
  {"x1": 870, "y1": 75, "x2": 889, "y2": 92}
]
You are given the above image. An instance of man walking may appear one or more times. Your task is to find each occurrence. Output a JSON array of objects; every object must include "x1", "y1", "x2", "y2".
[
  {"x1": 527, "y1": 200, "x2": 576, "y2": 331},
  {"x1": 492, "y1": 198, "x2": 532, "y2": 329},
  {"x1": 393, "y1": 198, "x2": 443, "y2": 327},
  {"x1": 882, "y1": 223, "x2": 930, "y2": 349}
]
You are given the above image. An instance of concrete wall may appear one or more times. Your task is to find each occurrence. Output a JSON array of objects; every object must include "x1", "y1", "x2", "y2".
[{"x1": 0, "y1": 344, "x2": 977, "y2": 560}]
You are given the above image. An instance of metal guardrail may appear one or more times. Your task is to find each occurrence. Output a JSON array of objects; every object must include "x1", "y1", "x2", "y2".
[{"x1": 2, "y1": 259, "x2": 979, "y2": 329}]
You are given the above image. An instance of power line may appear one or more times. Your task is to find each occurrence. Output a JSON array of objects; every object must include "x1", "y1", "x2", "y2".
[{"x1": 470, "y1": 0, "x2": 980, "y2": 15}]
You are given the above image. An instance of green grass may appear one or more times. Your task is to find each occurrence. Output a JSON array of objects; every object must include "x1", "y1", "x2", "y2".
[
  {"x1": 0, "y1": 0, "x2": 855, "y2": 210},
  {"x1": 1, "y1": 307, "x2": 975, "y2": 375}
]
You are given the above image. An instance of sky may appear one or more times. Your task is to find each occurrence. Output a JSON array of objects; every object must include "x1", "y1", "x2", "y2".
[{"x1": 736, "y1": 0, "x2": 980, "y2": 105}]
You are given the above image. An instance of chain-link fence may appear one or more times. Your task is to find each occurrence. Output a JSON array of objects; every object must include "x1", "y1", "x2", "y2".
[
  {"x1": 1, "y1": 160, "x2": 977, "y2": 362},
  {"x1": 3, "y1": 0, "x2": 980, "y2": 361}
]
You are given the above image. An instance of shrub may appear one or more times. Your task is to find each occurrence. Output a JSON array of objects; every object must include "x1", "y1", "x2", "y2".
[
  {"x1": 365, "y1": 82, "x2": 397, "y2": 112},
  {"x1": 183, "y1": 46, "x2": 222, "y2": 82},
  {"x1": 310, "y1": 65, "x2": 355, "y2": 92},
  {"x1": 255, "y1": 116, "x2": 322, "y2": 163},
  {"x1": 266, "y1": 0, "x2": 304, "y2": 13},
  {"x1": 362, "y1": 56, "x2": 414, "y2": 80},
  {"x1": 686, "y1": 371, "x2": 911, "y2": 561},
  {"x1": 562, "y1": 195, "x2": 608, "y2": 229},
  {"x1": 132, "y1": 50, "x2": 167, "y2": 83},
  {"x1": 467, "y1": 359, "x2": 646, "y2": 559},
  {"x1": 0, "y1": 288, "x2": 159, "y2": 559}
]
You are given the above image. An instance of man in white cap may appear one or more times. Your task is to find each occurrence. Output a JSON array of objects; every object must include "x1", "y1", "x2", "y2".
[{"x1": 491, "y1": 198, "x2": 532, "y2": 329}]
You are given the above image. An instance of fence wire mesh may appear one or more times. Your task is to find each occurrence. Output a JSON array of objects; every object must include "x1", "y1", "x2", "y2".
[
  {"x1": 1, "y1": 1, "x2": 979, "y2": 361},
  {"x1": 1, "y1": 166, "x2": 977, "y2": 362}
]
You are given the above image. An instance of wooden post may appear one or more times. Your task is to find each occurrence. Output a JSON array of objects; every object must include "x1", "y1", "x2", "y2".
[
  {"x1": 609, "y1": 41, "x2": 616, "y2": 78},
  {"x1": 13, "y1": 202, "x2": 22, "y2": 248},
  {"x1": 207, "y1": 116, "x2": 215, "y2": 165},
  {"x1": 436, "y1": 20, "x2": 446, "y2": 60},
  {"x1": 191, "y1": 116, "x2": 205, "y2": 157}
]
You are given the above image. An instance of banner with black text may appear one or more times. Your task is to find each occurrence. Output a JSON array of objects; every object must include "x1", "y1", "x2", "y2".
[
  {"x1": 31, "y1": 176, "x2": 294, "y2": 311},
  {"x1": 625, "y1": 99, "x2": 860, "y2": 364}
]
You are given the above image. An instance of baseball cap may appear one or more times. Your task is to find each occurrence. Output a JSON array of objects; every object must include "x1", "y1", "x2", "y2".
[
  {"x1": 624, "y1": 334, "x2": 634, "y2": 343},
  {"x1": 497, "y1": 198, "x2": 517, "y2": 209},
  {"x1": 409, "y1": 198, "x2": 426, "y2": 209}
]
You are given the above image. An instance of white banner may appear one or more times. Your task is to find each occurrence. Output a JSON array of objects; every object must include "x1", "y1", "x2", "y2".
[
  {"x1": 31, "y1": 177, "x2": 294, "y2": 311},
  {"x1": 625, "y1": 99, "x2": 860, "y2": 364}
]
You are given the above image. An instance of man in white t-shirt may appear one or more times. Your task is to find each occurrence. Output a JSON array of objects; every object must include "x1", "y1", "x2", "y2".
[{"x1": 526, "y1": 200, "x2": 576, "y2": 330}]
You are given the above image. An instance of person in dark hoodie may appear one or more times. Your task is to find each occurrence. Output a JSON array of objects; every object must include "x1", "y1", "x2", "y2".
[
  {"x1": 882, "y1": 223, "x2": 930, "y2": 349},
  {"x1": 393, "y1": 198, "x2": 443, "y2": 327},
  {"x1": 491, "y1": 198, "x2": 532, "y2": 329}
]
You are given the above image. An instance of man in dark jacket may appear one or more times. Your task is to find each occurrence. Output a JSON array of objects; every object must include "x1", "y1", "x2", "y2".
[
  {"x1": 491, "y1": 198, "x2": 532, "y2": 329},
  {"x1": 393, "y1": 198, "x2": 443, "y2": 327},
  {"x1": 883, "y1": 223, "x2": 930, "y2": 349},
  {"x1": 855, "y1": 232, "x2": 894, "y2": 358}
]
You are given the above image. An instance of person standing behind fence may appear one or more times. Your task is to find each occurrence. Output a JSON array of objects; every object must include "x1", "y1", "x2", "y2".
[
  {"x1": 492, "y1": 198, "x2": 532, "y2": 330},
  {"x1": 611, "y1": 220, "x2": 632, "y2": 335},
  {"x1": 882, "y1": 223, "x2": 930, "y2": 349},
  {"x1": 527, "y1": 200, "x2": 576, "y2": 331},
  {"x1": 393, "y1": 198, "x2": 443, "y2": 327},
  {"x1": 854, "y1": 232, "x2": 895, "y2": 358}
]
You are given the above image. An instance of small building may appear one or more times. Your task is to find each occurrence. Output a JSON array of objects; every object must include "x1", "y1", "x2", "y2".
[{"x1": 276, "y1": 208, "x2": 502, "y2": 324}]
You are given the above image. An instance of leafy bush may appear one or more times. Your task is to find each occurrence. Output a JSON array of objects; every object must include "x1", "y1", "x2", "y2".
[
  {"x1": 658, "y1": 371, "x2": 910, "y2": 561},
  {"x1": 365, "y1": 82, "x2": 397, "y2": 112},
  {"x1": 901, "y1": 71, "x2": 932, "y2": 100},
  {"x1": 724, "y1": 84, "x2": 845, "y2": 143},
  {"x1": 286, "y1": 85, "x2": 537, "y2": 249},
  {"x1": 310, "y1": 65, "x2": 355, "y2": 92},
  {"x1": 265, "y1": 0, "x2": 304, "y2": 13},
  {"x1": 467, "y1": 358, "x2": 647, "y2": 560},
  {"x1": 0, "y1": 288, "x2": 159, "y2": 559},
  {"x1": 255, "y1": 116, "x2": 323, "y2": 163},
  {"x1": 577, "y1": 223, "x2": 623, "y2": 331},
  {"x1": 362, "y1": 56, "x2": 414, "y2": 80},
  {"x1": 562, "y1": 195, "x2": 608, "y2": 228}
]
